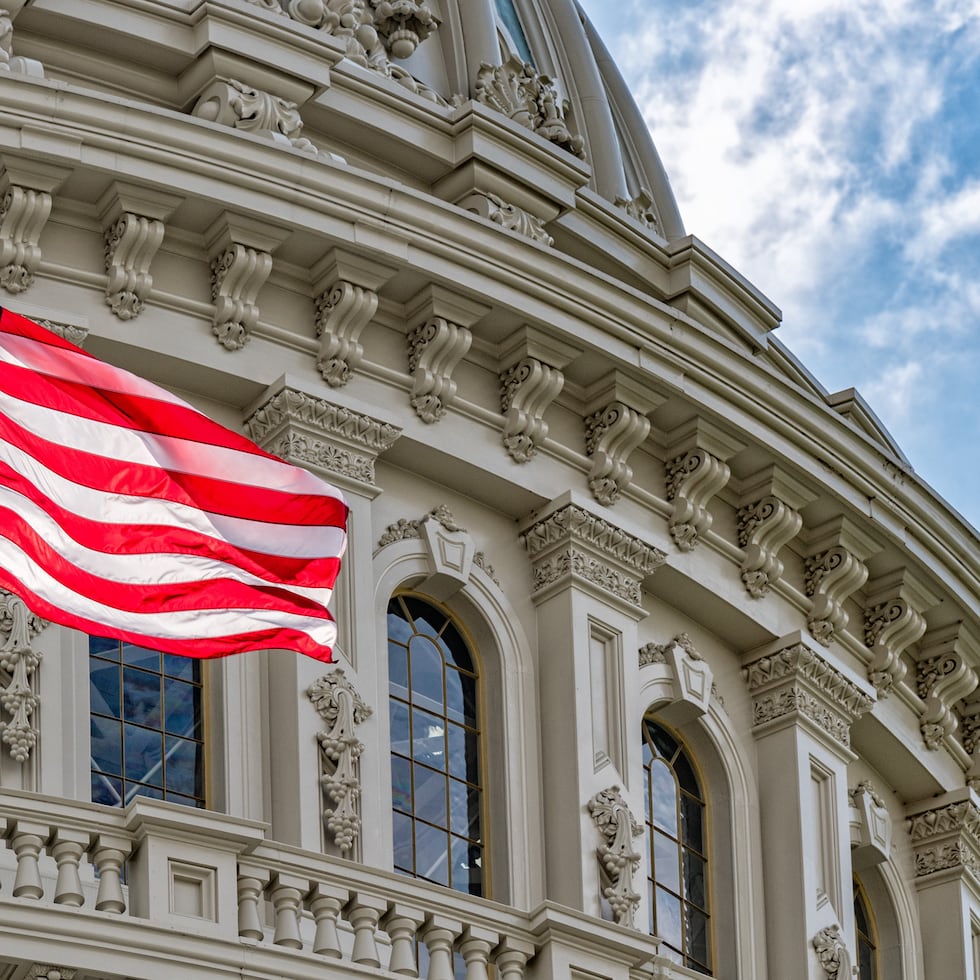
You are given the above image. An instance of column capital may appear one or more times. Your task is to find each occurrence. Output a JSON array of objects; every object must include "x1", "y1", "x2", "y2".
[
  {"x1": 907, "y1": 790, "x2": 980, "y2": 890},
  {"x1": 244, "y1": 378, "x2": 401, "y2": 499},
  {"x1": 742, "y1": 632, "x2": 874, "y2": 751},
  {"x1": 519, "y1": 493, "x2": 666, "y2": 618}
]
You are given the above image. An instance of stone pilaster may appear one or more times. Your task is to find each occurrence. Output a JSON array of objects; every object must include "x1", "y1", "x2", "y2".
[
  {"x1": 742, "y1": 632, "x2": 875, "y2": 978},
  {"x1": 907, "y1": 790, "x2": 980, "y2": 979},
  {"x1": 520, "y1": 493, "x2": 664, "y2": 924}
]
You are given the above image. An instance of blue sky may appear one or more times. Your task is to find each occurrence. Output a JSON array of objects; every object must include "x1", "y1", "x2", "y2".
[{"x1": 578, "y1": 0, "x2": 980, "y2": 531}]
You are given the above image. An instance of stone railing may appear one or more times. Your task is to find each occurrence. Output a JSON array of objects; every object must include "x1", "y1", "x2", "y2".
[{"x1": 0, "y1": 790, "x2": 679, "y2": 980}]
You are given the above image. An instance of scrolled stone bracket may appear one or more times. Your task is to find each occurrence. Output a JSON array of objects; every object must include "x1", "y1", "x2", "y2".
[
  {"x1": 863, "y1": 569, "x2": 935, "y2": 697},
  {"x1": 97, "y1": 183, "x2": 181, "y2": 322},
  {"x1": 0, "y1": 589, "x2": 48, "y2": 763},
  {"x1": 742, "y1": 634, "x2": 874, "y2": 751},
  {"x1": 664, "y1": 420, "x2": 741, "y2": 551},
  {"x1": 802, "y1": 518, "x2": 878, "y2": 646},
  {"x1": 308, "y1": 668, "x2": 372, "y2": 854},
  {"x1": 914, "y1": 624, "x2": 979, "y2": 752},
  {"x1": 205, "y1": 214, "x2": 287, "y2": 351},
  {"x1": 245, "y1": 380, "x2": 401, "y2": 497},
  {"x1": 587, "y1": 786, "x2": 642, "y2": 929},
  {"x1": 0, "y1": 158, "x2": 70, "y2": 295}
]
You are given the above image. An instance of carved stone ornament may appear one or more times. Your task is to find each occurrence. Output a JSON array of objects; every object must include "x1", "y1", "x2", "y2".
[
  {"x1": 520, "y1": 501, "x2": 666, "y2": 611},
  {"x1": 193, "y1": 77, "x2": 317, "y2": 155},
  {"x1": 915, "y1": 626, "x2": 978, "y2": 751},
  {"x1": 0, "y1": 590, "x2": 48, "y2": 763},
  {"x1": 25, "y1": 967, "x2": 76, "y2": 980},
  {"x1": 315, "y1": 280, "x2": 379, "y2": 387},
  {"x1": 369, "y1": 0, "x2": 439, "y2": 59},
  {"x1": 584, "y1": 401, "x2": 651, "y2": 506},
  {"x1": 665, "y1": 449, "x2": 730, "y2": 551},
  {"x1": 0, "y1": 9, "x2": 44, "y2": 77},
  {"x1": 908, "y1": 798, "x2": 980, "y2": 882},
  {"x1": 103, "y1": 213, "x2": 165, "y2": 320},
  {"x1": 639, "y1": 634, "x2": 712, "y2": 722},
  {"x1": 308, "y1": 669, "x2": 372, "y2": 853},
  {"x1": 461, "y1": 190, "x2": 554, "y2": 247},
  {"x1": 812, "y1": 925, "x2": 852, "y2": 980},
  {"x1": 245, "y1": 385, "x2": 401, "y2": 490},
  {"x1": 35, "y1": 318, "x2": 87, "y2": 346},
  {"x1": 499, "y1": 357, "x2": 564, "y2": 462},
  {"x1": 587, "y1": 786, "x2": 642, "y2": 929},
  {"x1": 639, "y1": 632, "x2": 701, "y2": 667},
  {"x1": 804, "y1": 547, "x2": 868, "y2": 646},
  {"x1": 849, "y1": 780, "x2": 891, "y2": 867},
  {"x1": 474, "y1": 55, "x2": 585, "y2": 158},
  {"x1": 0, "y1": 179, "x2": 51, "y2": 294},
  {"x1": 614, "y1": 188, "x2": 661, "y2": 235},
  {"x1": 210, "y1": 244, "x2": 273, "y2": 350},
  {"x1": 737, "y1": 495, "x2": 802, "y2": 598},
  {"x1": 742, "y1": 641, "x2": 874, "y2": 749},
  {"x1": 406, "y1": 317, "x2": 472, "y2": 423}
]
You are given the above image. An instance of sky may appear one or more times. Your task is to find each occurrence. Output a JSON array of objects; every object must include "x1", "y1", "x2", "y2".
[{"x1": 577, "y1": 0, "x2": 980, "y2": 532}]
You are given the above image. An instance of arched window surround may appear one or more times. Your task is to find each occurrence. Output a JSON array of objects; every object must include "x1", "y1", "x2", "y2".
[{"x1": 372, "y1": 536, "x2": 542, "y2": 908}]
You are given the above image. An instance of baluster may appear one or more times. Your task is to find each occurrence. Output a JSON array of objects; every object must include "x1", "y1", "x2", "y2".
[
  {"x1": 346, "y1": 892, "x2": 388, "y2": 967},
  {"x1": 9, "y1": 820, "x2": 48, "y2": 899},
  {"x1": 237, "y1": 865, "x2": 271, "y2": 941},
  {"x1": 460, "y1": 926, "x2": 498, "y2": 980},
  {"x1": 420, "y1": 915, "x2": 462, "y2": 980},
  {"x1": 49, "y1": 828, "x2": 89, "y2": 906},
  {"x1": 270, "y1": 873, "x2": 306, "y2": 950},
  {"x1": 381, "y1": 903, "x2": 426, "y2": 976},
  {"x1": 90, "y1": 834, "x2": 132, "y2": 913},
  {"x1": 494, "y1": 938, "x2": 535, "y2": 980},
  {"x1": 309, "y1": 882, "x2": 349, "y2": 958}
]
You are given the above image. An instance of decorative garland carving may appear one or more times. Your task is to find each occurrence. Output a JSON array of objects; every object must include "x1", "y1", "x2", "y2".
[
  {"x1": 499, "y1": 357, "x2": 564, "y2": 462},
  {"x1": 103, "y1": 213, "x2": 165, "y2": 320},
  {"x1": 35, "y1": 318, "x2": 87, "y2": 346},
  {"x1": 308, "y1": 668, "x2": 372, "y2": 853},
  {"x1": 812, "y1": 925, "x2": 851, "y2": 980},
  {"x1": 474, "y1": 55, "x2": 585, "y2": 158},
  {"x1": 193, "y1": 77, "x2": 316, "y2": 155},
  {"x1": 406, "y1": 317, "x2": 472, "y2": 423},
  {"x1": 587, "y1": 786, "x2": 642, "y2": 929},
  {"x1": 665, "y1": 449, "x2": 730, "y2": 551},
  {"x1": 245, "y1": 387, "x2": 400, "y2": 487},
  {"x1": 639, "y1": 633, "x2": 700, "y2": 667},
  {"x1": 378, "y1": 504, "x2": 463, "y2": 547},
  {"x1": 584, "y1": 401, "x2": 650, "y2": 506},
  {"x1": 804, "y1": 547, "x2": 868, "y2": 646},
  {"x1": 736, "y1": 495, "x2": 801, "y2": 598},
  {"x1": 864, "y1": 597, "x2": 924, "y2": 696},
  {"x1": 0, "y1": 590, "x2": 48, "y2": 763},
  {"x1": 742, "y1": 643, "x2": 873, "y2": 749},
  {"x1": 315, "y1": 280, "x2": 379, "y2": 387},
  {"x1": 209, "y1": 244, "x2": 273, "y2": 350}
]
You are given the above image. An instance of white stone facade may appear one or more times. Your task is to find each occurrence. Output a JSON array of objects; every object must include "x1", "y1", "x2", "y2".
[{"x1": 0, "y1": 2, "x2": 976, "y2": 979}]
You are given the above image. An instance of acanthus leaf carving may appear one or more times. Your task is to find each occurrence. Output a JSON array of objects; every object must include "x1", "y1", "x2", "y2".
[
  {"x1": 614, "y1": 188, "x2": 662, "y2": 235},
  {"x1": 474, "y1": 55, "x2": 585, "y2": 158},
  {"x1": 103, "y1": 213, "x2": 166, "y2": 320},
  {"x1": 499, "y1": 357, "x2": 564, "y2": 462},
  {"x1": 804, "y1": 547, "x2": 868, "y2": 645},
  {"x1": 0, "y1": 589, "x2": 48, "y2": 763},
  {"x1": 812, "y1": 925, "x2": 852, "y2": 980},
  {"x1": 584, "y1": 401, "x2": 650, "y2": 506},
  {"x1": 587, "y1": 786, "x2": 642, "y2": 929},
  {"x1": 915, "y1": 625, "x2": 978, "y2": 751},
  {"x1": 308, "y1": 668, "x2": 372, "y2": 854},
  {"x1": 368, "y1": 0, "x2": 439, "y2": 59},
  {"x1": 210, "y1": 243, "x2": 273, "y2": 351},
  {"x1": 406, "y1": 317, "x2": 472, "y2": 423},
  {"x1": 908, "y1": 799, "x2": 980, "y2": 881},
  {"x1": 736, "y1": 495, "x2": 801, "y2": 598},
  {"x1": 377, "y1": 504, "x2": 467, "y2": 549},
  {"x1": 193, "y1": 77, "x2": 317, "y2": 155},
  {"x1": 34, "y1": 318, "x2": 87, "y2": 346},
  {"x1": 461, "y1": 190, "x2": 554, "y2": 246},
  {"x1": 315, "y1": 280, "x2": 379, "y2": 387},
  {"x1": 665, "y1": 449, "x2": 730, "y2": 551}
]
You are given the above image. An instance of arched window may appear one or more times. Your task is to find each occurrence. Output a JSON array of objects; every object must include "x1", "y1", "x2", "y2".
[
  {"x1": 388, "y1": 594, "x2": 484, "y2": 896},
  {"x1": 643, "y1": 719, "x2": 711, "y2": 975},
  {"x1": 854, "y1": 877, "x2": 879, "y2": 980}
]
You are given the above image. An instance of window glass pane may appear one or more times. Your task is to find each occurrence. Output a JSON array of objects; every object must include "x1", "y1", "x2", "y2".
[
  {"x1": 164, "y1": 677, "x2": 200, "y2": 737},
  {"x1": 91, "y1": 773, "x2": 122, "y2": 807},
  {"x1": 440, "y1": 623, "x2": 474, "y2": 673},
  {"x1": 447, "y1": 722, "x2": 479, "y2": 782},
  {"x1": 672, "y1": 751, "x2": 701, "y2": 798},
  {"x1": 90, "y1": 659, "x2": 121, "y2": 718},
  {"x1": 162, "y1": 653, "x2": 195, "y2": 680},
  {"x1": 164, "y1": 735, "x2": 203, "y2": 798},
  {"x1": 647, "y1": 724, "x2": 678, "y2": 761},
  {"x1": 124, "y1": 723, "x2": 163, "y2": 787},
  {"x1": 122, "y1": 668, "x2": 162, "y2": 727},
  {"x1": 656, "y1": 887, "x2": 683, "y2": 949},
  {"x1": 411, "y1": 707, "x2": 446, "y2": 769},
  {"x1": 449, "y1": 778, "x2": 481, "y2": 839},
  {"x1": 450, "y1": 834, "x2": 483, "y2": 895},
  {"x1": 391, "y1": 755, "x2": 413, "y2": 813},
  {"x1": 393, "y1": 809, "x2": 414, "y2": 872},
  {"x1": 683, "y1": 850, "x2": 707, "y2": 910},
  {"x1": 648, "y1": 759, "x2": 678, "y2": 836},
  {"x1": 401, "y1": 596, "x2": 442, "y2": 639},
  {"x1": 390, "y1": 699, "x2": 411, "y2": 754},
  {"x1": 387, "y1": 607, "x2": 415, "y2": 645},
  {"x1": 653, "y1": 829, "x2": 680, "y2": 893},
  {"x1": 389, "y1": 641, "x2": 409, "y2": 693},
  {"x1": 122, "y1": 644, "x2": 161, "y2": 670},
  {"x1": 414, "y1": 821, "x2": 450, "y2": 886},
  {"x1": 685, "y1": 907, "x2": 711, "y2": 970},
  {"x1": 413, "y1": 763, "x2": 447, "y2": 825},
  {"x1": 410, "y1": 635, "x2": 445, "y2": 708},
  {"x1": 90, "y1": 715, "x2": 122, "y2": 775},
  {"x1": 90, "y1": 635, "x2": 120, "y2": 659},
  {"x1": 681, "y1": 793, "x2": 705, "y2": 852}
]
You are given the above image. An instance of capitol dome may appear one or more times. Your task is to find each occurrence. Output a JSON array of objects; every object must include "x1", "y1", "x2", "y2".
[{"x1": 0, "y1": 1, "x2": 976, "y2": 979}]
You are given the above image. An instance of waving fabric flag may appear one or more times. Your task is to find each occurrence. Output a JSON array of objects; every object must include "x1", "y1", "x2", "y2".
[{"x1": 0, "y1": 307, "x2": 347, "y2": 661}]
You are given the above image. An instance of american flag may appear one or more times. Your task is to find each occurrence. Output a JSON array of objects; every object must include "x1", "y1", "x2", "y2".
[{"x1": 0, "y1": 307, "x2": 347, "y2": 661}]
